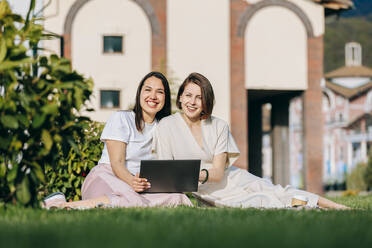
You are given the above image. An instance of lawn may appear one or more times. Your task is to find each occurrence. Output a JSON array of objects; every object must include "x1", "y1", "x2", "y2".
[{"x1": 0, "y1": 195, "x2": 371, "y2": 248}]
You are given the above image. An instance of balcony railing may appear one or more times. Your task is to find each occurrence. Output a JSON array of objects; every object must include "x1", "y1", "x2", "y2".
[{"x1": 344, "y1": 131, "x2": 372, "y2": 143}]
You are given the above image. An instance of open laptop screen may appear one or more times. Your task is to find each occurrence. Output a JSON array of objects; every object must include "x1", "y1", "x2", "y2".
[{"x1": 139, "y1": 160, "x2": 201, "y2": 193}]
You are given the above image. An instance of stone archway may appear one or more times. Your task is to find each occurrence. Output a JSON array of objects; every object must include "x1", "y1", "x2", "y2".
[
  {"x1": 63, "y1": 0, "x2": 166, "y2": 70},
  {"x1": 230, "y1": 0, "x2": 323, "y2": 193},
  {"x1": 236, "y1": 0, "x2": 314, "y2": 38}
]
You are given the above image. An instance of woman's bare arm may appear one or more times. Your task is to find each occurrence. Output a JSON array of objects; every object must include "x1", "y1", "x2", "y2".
[
  {"x1": 199, "y1": 152, "x2": 227, "y2": 183},
  {"x1": 106, "y1": 140, "x2": 149, "y2": 192}
]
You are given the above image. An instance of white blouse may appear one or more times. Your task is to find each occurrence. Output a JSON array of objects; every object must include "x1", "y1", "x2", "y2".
[{"x1": 98, "y1": 111, "x2": 156, "y2": 175}]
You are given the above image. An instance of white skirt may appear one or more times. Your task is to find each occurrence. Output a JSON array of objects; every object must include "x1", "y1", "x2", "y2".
[{"x1": 195, "y1": 167, "x2": 319, "y2": 208}]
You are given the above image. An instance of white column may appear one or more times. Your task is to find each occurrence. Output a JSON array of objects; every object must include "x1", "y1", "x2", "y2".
[
  {"x1": 361, "y1": 141, "x2": 368, "y2": 163},
  {"x1": 347, "y1": 142, "x2": 353, "y2": 172},
  {"x1": 330, "y1": 139, "x2": 335, "y2": 179}
]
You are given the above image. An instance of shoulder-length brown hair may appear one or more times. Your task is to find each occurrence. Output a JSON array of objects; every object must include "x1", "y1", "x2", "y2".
[
  {"x1": 176, "y1": 72, "x2": 215, "y2": 119},
  {"x1": 133, "y1": 71, "x2": 171, "y2": 132}
]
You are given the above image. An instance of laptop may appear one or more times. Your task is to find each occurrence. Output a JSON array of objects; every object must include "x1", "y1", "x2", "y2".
[{"x1": 139, "y1": 160, "x2": 201, "y2": 193}]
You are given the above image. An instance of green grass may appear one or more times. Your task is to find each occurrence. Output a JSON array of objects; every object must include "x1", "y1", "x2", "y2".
[{"x1": 1, "y1": 196, "x2": 372, "y2": 248}]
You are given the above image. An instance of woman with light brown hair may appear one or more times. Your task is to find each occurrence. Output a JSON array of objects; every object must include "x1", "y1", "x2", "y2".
[{"x1": 153, "y1": 72, "x2": 349, "y2": 209}]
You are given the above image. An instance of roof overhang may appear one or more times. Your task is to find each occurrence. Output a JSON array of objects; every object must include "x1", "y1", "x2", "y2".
[{"x1": 311, "y1": 0, "x2": 354, "y2": 16}]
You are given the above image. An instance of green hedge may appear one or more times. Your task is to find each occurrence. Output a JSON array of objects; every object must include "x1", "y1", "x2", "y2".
[
  {"x1": 40, "y1": 121, "x2": 104, "y2": 201},
  {"x1": 346, "y1": 162, "x2": 368, "y2": 191},
  {"x1": 364, "y1": 152, "x2": 372, "y2": 189}
]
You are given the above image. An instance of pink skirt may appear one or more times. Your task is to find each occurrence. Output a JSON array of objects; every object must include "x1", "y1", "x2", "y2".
[{"x1": 81, "y1": 163, "x2": 193, "y2": 208}]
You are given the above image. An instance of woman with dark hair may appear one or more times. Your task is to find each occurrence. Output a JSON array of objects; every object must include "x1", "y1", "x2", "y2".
[
  {"x1": 153, "y1": 72, "x2": 349, "y2": 209},
  {"x1": 43, "y1": 72, "x2": 192, "y2": 209}
]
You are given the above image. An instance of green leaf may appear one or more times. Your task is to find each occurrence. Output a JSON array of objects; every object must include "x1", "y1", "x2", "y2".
[
  {"x1": 10, "y1": 140, "x2": 22, "y2": 150},
  {"x1": 54, "y1": 63, "x2": 71, "y2": 73},
  {"x1": 32, "y1": 114, "x2": 46, "y2": 128},
  {"x1": 4, "y1": 100, "x2": 17, "y2": 112},
  {"x1": 74, "y1": 88, "x2": 83, "y2": 109},
  {"x1": 24, "y1": 0, "x2": 36, "y2": 31},
  {"x1": 32, "y1": 162, "x2": 45, "y2": 183},
  {"x1": 67, "y1": 137, "x2": 81, "y2": 156},
  {"x1": 1, "y1": 115, "x2": 19, "y2": 129},
  {"x1": 0, "y1": 136, "x2": 11, "y2": 149},
  {"x1": 7, "y1": 163, "x2": 18, "y2": 183},
  {"x1": 61, "y1": 121, "x2": 75, "y2": 130},
  {"x1": 50, "y1": 54, "x2": 58, "y2": 64},
  {"x1": 9, "y1": 45, "x2": 27, "y2": 58},
  {"x1": 0, "y1": 58, "x2": 33, "y2": 71},
  {"x1": 16, "y1": 176, "x2": 31, "y2": 205},
  {"x1": 41, "y1": 129, "x2": 53, "y2": 151},
  {"x1": 16, "y1": 115, "x2": 29, "y2": 127},
  {"x1": 74, "y1": 178, "x2": 80, "y2": 188},
  {"x1": 41, "y1": 104, "x2": 58, "y2": 115},
  {"x1": 55, "y1": 82, "x2": 74, "y2": 89},
  {"x1": 0, "y1": 162, "x2": 6, "y2": 178},
  {"x1": 0, "y1": 37, "x2": 7, "y2": 63},
  {"x1": 9, "y1": 14, "x2": 23, "y2": 23},
  {"x1": 53, "y1": 134, "x2": 62, "y2": 143}
]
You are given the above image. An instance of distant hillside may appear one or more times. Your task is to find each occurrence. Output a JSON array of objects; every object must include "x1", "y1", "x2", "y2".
[
  {"x1": 324, "y1": 15, "x2": 372, "y2": 73},
  {"x1": 341, "y1": 0, "x2": 372, "y2": 18}
]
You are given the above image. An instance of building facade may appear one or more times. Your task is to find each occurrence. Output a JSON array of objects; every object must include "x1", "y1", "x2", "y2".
[
  {"x1": 43, "y1": 0, "x2": 352, "y2": 193},
  {"x1": 288, "y1": 42, "x2": 372, "y2": 188}
]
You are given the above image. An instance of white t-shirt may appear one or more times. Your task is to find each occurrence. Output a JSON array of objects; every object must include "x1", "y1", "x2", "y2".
[{"x1": 98, "y1": 111, "x2": 156, "y2": 175}]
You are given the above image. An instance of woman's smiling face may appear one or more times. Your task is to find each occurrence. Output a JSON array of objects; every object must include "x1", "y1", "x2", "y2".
[
  {"x1": 180, "y1": 82, "x2": 203, "y2": 120},
  {"x1": 140, "y1": 76, "x2": 165, "y2": 120}
]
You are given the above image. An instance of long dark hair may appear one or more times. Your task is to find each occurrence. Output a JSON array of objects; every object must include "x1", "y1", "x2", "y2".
[{"x1": 133, "y1": 71, "x2": 171, "y2": 132}]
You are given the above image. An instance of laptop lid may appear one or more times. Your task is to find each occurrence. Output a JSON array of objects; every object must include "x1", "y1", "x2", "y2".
[{"x1": 139, "y1": 160, "x2": 201, "y2": 193}]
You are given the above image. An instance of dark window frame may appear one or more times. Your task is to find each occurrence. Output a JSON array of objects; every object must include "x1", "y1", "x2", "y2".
[
  {"x1": 102, "y1": 35, "x2": 124, "y2": 54},
  {"x1": 100, "y1": 89, "x2": 121, "y2": 109}
]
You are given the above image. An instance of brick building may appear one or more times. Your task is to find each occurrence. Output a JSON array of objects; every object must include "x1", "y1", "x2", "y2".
[
  {"x1": 287, "y1": 42, "x2": 372, "y2": 188},
  {"x1": 42, "y1": 0, "x2": 352, "y2": 193}
]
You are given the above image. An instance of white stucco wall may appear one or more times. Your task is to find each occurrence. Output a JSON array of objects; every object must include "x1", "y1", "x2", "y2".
[
  {"x1": 167, "y1": 0, "x2": 230, "y2": 123},
  {"x1": 71, "y1": 0, "x2": 151, "y2": 121},
  {"x1": 245, "y1": 6, "x2": 308, "y2": 90},
  {"x1": 41, "y1": 0, "x2": 327, "y2": 122}
]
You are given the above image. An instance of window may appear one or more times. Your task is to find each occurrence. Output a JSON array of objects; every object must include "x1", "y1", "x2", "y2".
[
  {"x1": 100, "y1": 90, "x2": 120, "y2": 108},
  {"x1": 103, "y1": 36, "x2": 123, "y2": 54},
  {"x1": 339, "y1": 113, "x2": 343, "y2": 122}
]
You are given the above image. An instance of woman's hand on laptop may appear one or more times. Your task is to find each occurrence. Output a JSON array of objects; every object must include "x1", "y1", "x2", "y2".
[{"x1": 130, "y1": 173, "x2": 151, "y2": 192}]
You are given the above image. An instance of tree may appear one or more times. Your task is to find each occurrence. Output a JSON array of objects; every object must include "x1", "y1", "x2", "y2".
[
  {"x1": 364, "y1": 151, "x2": 372, "y2": 190},
  {"x1": 0, "y1": 0, "x2": 93, "y2": 206},
  {"x1": 324, "y1": 16, "x2": 372, "y2": 72}
]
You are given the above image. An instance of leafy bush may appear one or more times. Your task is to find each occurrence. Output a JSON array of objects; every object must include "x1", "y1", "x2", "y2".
[
  {"x1": 40, "y1": 121, "x2": 104, "y2": 201},
  {"x1": 364, "y1": 152, "x2": 372, "y2": 189},
  {"x1": 346, "y1": 162, "x2": 368, "y2": 191},
  {"x1": 0, "y1": 1, "x2": 93, "y2": 206}
]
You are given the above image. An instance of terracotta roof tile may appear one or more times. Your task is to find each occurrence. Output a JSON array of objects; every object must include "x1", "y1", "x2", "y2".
[
  {"x1": 344, "y1": 112, "x2": 372, "y2": 129},
  {"x1": 325, "y1": 65, "x2": 372, "y2": 78}
]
